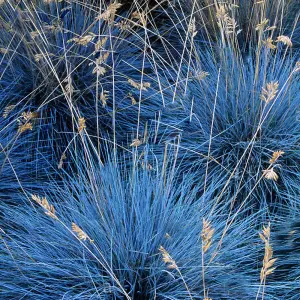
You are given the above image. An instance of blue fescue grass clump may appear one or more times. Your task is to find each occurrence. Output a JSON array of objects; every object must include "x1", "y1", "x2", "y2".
[
  {"x1": 143, "y1": 43, "x2": 300, "y2": 214},
  {"x1": 0, "y1": 0, "x2": 183, "y2": 147},
  {"x1": 0, "y1": 151, "x2": 259, "y2": 299},
  {"x1": 262, "y1": 212, "x2": 300, "y2": 300},
  {"x1": 1, "y1": 0, "x2": 300, "y2": 299},
  {"x1": 0, "y1": 102, "x2": 56, "y2": 202}
]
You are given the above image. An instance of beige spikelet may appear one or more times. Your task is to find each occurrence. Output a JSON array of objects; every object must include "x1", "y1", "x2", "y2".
[
  {"x1": 31, "y1": 194, "x2": 58, "y2": 220},
  {"x1": 276, "y1": 35, "x2": 292, "y2": 47},
  {"x1": 269, "y1": 151, "x2": 284, "y2": 164},
  {"x1": 158, "y1": 246, "x2": 177, "y2": 269},
  {"x1": 128, "y1": 78, "x2": 150, "y2": 91},
  {"x1": 3, "y1": 105, "x2": 15, "y2": 118},
  {"x1": 100, "y1": 90, "x2": 109, "y2": 107},
  {"x1": 130, "y1": 138, "x2": 142, "y2": 147},
  {"x1": 262, "y1": 168, "x2": 279, "y2": 181},
  {"x1": 260, "y1": 81, "x2": 279, "y2": 103},
  {"x1": 262, "y1": 37, "x2": 276, "y2": 50},
  {"x1": 96, "y1": 2, "x2": 122, "y2": 22},
  {"x1": 201, "y1": 219, "x2": 214, "y2": 253},
  {"x1": 259, "y1": 223, "x2": 277, "y2": 282},
  {"x1": 72, "y1": 222, "x2": 94, "y2": 243},
  {"x1": 78, "y1": 117, "x2": 86, "y2": 133},
  {"x1": 18, "y1": 122, "x2": 33, "y2": 134}
]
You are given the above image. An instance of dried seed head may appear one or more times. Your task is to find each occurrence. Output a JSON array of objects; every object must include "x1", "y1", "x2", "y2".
[
  {"x1": 196, "y1": 71, "x2": 209, "y2": 81},
  {"x1": 92, "y1": 65, "x2": 106, "y2": 76},
  {"x1": 18, "y1": 122, "x2": 33, "y2": 133},
  {"x1": 67, "y1": 33, "x2": 95, "y2": 46},
  {"x1": 165, "y1": 233, "x2": 171, "y2": 239},
  {"x1": 188, "y1": 18, "x2": 197, "y2": 38},
  {"x1": 260, "y1": 81, "x2": 279, "y2": 103},
  {"x1": 131, "y1": 11, "x2": 147, "y2": 27},
  {"x1": 100, "y1": 90, "x2": 109, "y2": 107},
  {"x1": 259, "y1": 223, "x2": 277, "y2": 282},
  {"x1": 269, "y1": 151, "x2": 284, "y2": 164},
  {"x1": 95, "y1": 37, "x2": 108, "y2": 52},
  {"x1": 216, "y1": 4, "x2": 237, "y2": 34},
  {"x1": 294, "y1": 62, "x2": 300, "y2": 73},
  {"x1": 276, "y1": 35, "x2": 292, "y2": 47},
  {"x1": 72, "y1": 222, "x2": 94, "y2": 243},
  {"x1": 63, "y1": 77, "x2": 75, "y2": 96},
  {"x1": 159, "y1": 246, "x2": 177, "y2": 269},
  {"x1": 262, "y1": 168, "x2": 278, "y2": 181},
  {"x1": 201, "y1": 219, "x2": 214, "y2": 253},
  {"x1": 216, "y1": 4, "x2": 227, "y2": 21},
  {"x1": 3, "y1": 105, "x2": 15, "y2": 118},
  {"x1": 262, "y1": 37, "x2": 276, "y2": 50},
  {"x1": 115, "y1": 20, "x2": 131, "y2": 31},
  {"x1": 130, "y1": 138, "x2": 142, "y2": 147},
  {"x1": 31, "y1": 194, "x2": 58, "y2": 220},
  {"x1": 128, "y1": 78, "x2": 150, "y2": 91},
  {"x1": 96, "y1": 2, "x2": 122, "y2": 22},
  {"x1": 255, "y1": 18, "x2": 269, "y2": 31},
  {"x1": 58, "y1": 153, "x2": 67, "y2": 169},
  {"x1": 78, "y1": 117, "x2": 86, "y2": 133},
  {"x1": 128, "y1": 93, "x2": 137, "y2": 105},
  {"x1": 0, "y1": 47, "x2": 8, "y2": 54}
]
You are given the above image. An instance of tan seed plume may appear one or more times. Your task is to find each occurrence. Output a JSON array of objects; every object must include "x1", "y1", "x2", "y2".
[
  {"x1": 158, "y1": 246, "x2": 177, "y2": 269},
  {"x1": 72, "y1": 223, "x2": 94, "y2": 243},
  {"x1": 128, "y1": 78, "x2": 150, "y2": 91},
  {"x1": 260, "y1": 81, "x2": 279, "y2": 103},
  {"x1": 269, "y1": 151, "x2": 284, "y2": 164},
  {"x1": 262, "y1": 168, "x2": 278, "y2": 181},
  {"x1": 18, "y1": 122, "x2": 33, "y2": 134},
  {"x1": 201, "y1": 219, "x2": 214, "y2": 253},
  {"x1": 31, "y1": 194, "x2": 58, "y2": 220},
  {"x1": 78, "y1": 117, "x2": 86, "y2": 133},
  {"x1": 259, "y1": 223, "x2": 277, "y2": 282},
  {"x1": 276, "y1": 35, "x2": 292, "y2": 47}
]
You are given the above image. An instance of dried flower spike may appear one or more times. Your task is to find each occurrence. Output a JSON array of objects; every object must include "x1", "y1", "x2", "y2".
[
  {"x1": 294, "y1": 62, "x2": 300, "y2": 73},
  {"x1": 201, "y1": 219, "x2": 214, "y2": 253},
  {"x1": 72, "y1": 223, "x2": 94, "y2": 243},
  {"x1": 58, "y1": 153, "x2": 67, "y2": 169},
  {"x1": 269, "y1": 151, "x2": 284, "y2": 164},
  {"x1": 3, "y1": 105, "x2": 15, "y2": 118},
  {"x1": 130, "y1": 138, "x2": 142, "y2": 147},
  {"x1": 18, "y1": 122, "x2": 33, "y2": 134},
  {"x1": 31, "y1": 194, "x2": 58, "y2": 220},
  {"x1": 259, "y1": 223, "x2": 277, "y2": 282},
  {"x1": 128, "y1": 93, "x2": 137, "y2": 105},
  {"x1": 0, "y1": 47, "x2": 8, "y2": 54},
  {"x1": 276, "y1": 35, "x2": 292, "y2": 47},
  {"x1": 255, "y1": 18, "x2": 269, "y2": 31},
  {"x1": 159, "y1": 246, "x2": 177, "y2": 269},
  {"x1": 262, "y1": 37, "x2": 276, "y2": 50},
  {"x1": 262, "y1": 168, "x2": 278, "y2": 181},
  {"x1": 260, "y1": 81, "x2": 279, "y2": 103},
  {"x1": 67, "y1": 33, "x2": 95, "y2": 46},
  {"x1": 95, "y1": 37, "x2": 108, "y2": 52},
  {"x1": 188, "y1": 18, "x2": 197, "y2": 38},
  {"x1": 128, "y1": 78, "x2": 150, "y2": 91},
  {"x1": 196, "y1": 71, "x2": 209, "y2": 81},
  {"x1": 96, "y1": 2, "x2": 122, "y2": 23},
  {"x1": 100, "y1": 90, "x2": 109, "y2": 107},
  {"x1": 78, "y1": 117, "x2": 86, "y2": 134}
]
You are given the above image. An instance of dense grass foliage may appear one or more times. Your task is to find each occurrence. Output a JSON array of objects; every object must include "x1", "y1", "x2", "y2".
[
  {"x1": 0, "y1": 0, "x2": 300, "y2": 299},
  {"x1": 0, "y1": 153, "x2": 259, "y2": 299}
]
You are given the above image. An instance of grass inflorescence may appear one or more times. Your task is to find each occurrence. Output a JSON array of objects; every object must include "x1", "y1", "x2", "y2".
[{"x1": 0, "y1": 0, "x2": 300, "y2": 299}]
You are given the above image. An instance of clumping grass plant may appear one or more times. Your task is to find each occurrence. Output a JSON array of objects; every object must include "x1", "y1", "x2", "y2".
[
  {"x1": 0, "y1": 0, "x2": 300, "y2": 299},
  {"x1": 0, "y1": 149, "x2": 259, "y2": 299}
]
